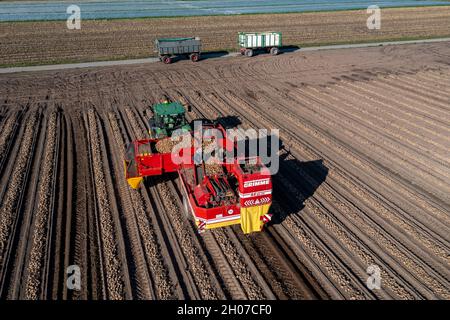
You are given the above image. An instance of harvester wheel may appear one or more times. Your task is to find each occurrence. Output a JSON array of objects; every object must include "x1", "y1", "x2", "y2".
[
  {"x1": 245, "y1": 49, "x2": 254, "y2": 57},
  {"x1": 190, "y1": 53, "x2": 200, "y2": 62},
  {"x1": 163, "y1": 56, "x2": 172, "y2": 64},
  {"x1": 183, "y1": 195, "x2": 190, "y2": 218},
  {"x1": 270, "y1": 47, "x2": 279, "y2": 55}
]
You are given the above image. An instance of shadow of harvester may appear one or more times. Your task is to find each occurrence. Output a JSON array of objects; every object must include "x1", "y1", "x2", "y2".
[
  {"x1": 270, "y1": 148, "x2": 328, "y2": 225},
  {"x1": 241, "y1": 134, "x2": 328, "y2": 226}
]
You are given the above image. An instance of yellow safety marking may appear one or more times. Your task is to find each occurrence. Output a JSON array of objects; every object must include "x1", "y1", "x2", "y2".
[
  {"x1": 127, "y1": 177, "x2": 143, "y2": 189},
  {"x1": 205, "y1": 218, "x2": 240, "y2": 229},
  {"x1": 240, "y1": 204, "x2": 271, "y2": 234}
]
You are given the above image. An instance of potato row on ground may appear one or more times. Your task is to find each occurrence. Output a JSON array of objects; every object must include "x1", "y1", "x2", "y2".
[
  {"x1": 2, "y1": 6, "x2": 450, "y2": 66},
  {"x1": 0, "y1": 42, "x2": 449, "y2": 299}
]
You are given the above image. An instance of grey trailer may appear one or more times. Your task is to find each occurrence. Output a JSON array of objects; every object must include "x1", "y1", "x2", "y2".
[{"x1": 154, "y1": 37, "x2": 202, "y2": 64}]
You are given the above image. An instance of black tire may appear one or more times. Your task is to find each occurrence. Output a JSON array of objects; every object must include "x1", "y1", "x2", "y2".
[
  {"x1": 148, "y1": 119, "x2": 156, "y2": 138},
  {"x1": 245, "y1": 49, "x2": 254, "y2": 57},
  {"x1": 270, "y1": 47, "x2": 279, "y2": 55},
  {"x1": 163, "y1": 56, "x2": 172, "y2": 64},
  {"x1": 183, "y1": 195, "x2": 190, "y2": 219},
  {"x1": 148, "y1": 128, "x2": 156, "y2": 139},
  {"x1": 190, "y1": 53, "x2": 200, "y2": 62},
  {"x1": 190, "y1": 118, "x2": 216, "y2": 127}
]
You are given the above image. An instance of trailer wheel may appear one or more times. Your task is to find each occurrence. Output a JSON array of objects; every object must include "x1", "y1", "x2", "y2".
[
  {"x1": 240, "y1": 48, "x2": 246, "y2": 55},
  {"x1": 245, "y1": 49, "x2": 254, "y2": 57},
  {"x1": 163, "y1": 56, "x2": 172, "y2": 64},
  {"x1": 270, "y1": 47, "x2": 279, "y2": 55},
  {"x1": 190, "y1": 53, "x2": 200, "y2": 62}
]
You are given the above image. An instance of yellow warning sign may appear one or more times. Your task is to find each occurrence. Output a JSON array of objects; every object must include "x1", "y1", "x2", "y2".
[{"x1": 240, "y1": 204, "x2": 270, "y2": 234}]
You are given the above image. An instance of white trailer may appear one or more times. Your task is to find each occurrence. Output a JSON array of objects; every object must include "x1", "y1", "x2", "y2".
[{"x1": 238, "y1": 32, "x2": 282, "y2": 57}]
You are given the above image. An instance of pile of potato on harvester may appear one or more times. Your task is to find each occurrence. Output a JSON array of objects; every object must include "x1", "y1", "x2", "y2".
[{"x1": 124, "y1": 99, "x2": 273, "y2": 234}]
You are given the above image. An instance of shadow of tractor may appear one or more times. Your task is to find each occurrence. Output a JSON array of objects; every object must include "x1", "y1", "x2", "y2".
[{"x1": 189, "y1": 115, "x2": 241, "y2": 130}]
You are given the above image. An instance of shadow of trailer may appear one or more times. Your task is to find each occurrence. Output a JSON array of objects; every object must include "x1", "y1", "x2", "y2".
[{"x1": 155, "y1": 37, "x2": 202, "y2": 64}]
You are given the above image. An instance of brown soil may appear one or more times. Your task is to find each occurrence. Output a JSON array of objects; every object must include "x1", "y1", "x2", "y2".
[
  {"x1": 0, "y1": 41, "x2": 449, "y2": 299},
  {"x1": 1, "y1": 6, "x2": 450, "y2": 66}
]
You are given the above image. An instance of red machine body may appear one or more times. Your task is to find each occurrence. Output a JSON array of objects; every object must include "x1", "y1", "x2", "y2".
[
  {"x1": 124, "y1": 123, "x2": 273, "y2": 234},
  {"x1": 124, "y1": 138, "x2": 193, "y2": 184},
  {"x1": 178, "y1": 163, "x2": 241, "y2": 229},
  {"x1": 228, "y1": 158, "x2": 272, "y2": 208},
  {"x1": 177, "y1": 156, "x2": 272, "y2": 233},
  {"x1": 125, "y1": 123, "x2": 232, "y2": 179}
]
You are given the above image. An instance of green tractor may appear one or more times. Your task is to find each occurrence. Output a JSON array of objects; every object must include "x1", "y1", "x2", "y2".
[{"x1": 148, "y1": 100, "x2": 192, "y2": 139}]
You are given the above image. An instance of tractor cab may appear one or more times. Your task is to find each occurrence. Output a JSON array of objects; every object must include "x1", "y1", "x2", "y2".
[{"x1": 149, "y1": 100, "x2": 192, "y2": 138}]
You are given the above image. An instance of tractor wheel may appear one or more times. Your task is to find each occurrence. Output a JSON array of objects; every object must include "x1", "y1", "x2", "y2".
[
  {"x1": 163, "y1": 56, "x2": 172, "y2": 64},
  {"x1": 190, "y1": 118, "x2": 215, "y2": 128},
  {"x1": 270, "y1": 47, "x2": 280, "y2": 55},
  {"x1": 245, "y1": 49, "x2": 254, "y2": 57},
  {"x1": 190, "y1": 53, "x2": 200, "y2": 62}
]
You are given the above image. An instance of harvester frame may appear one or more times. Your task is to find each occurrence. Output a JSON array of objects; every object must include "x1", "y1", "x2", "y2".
[{"x1": 124, "y1": 119, "x2": 273, "y2": 234}]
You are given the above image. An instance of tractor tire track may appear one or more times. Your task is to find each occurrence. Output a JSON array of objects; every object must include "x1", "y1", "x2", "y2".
[{"x1": 107, "y1": 111, "x2": 173, "y2": 299}]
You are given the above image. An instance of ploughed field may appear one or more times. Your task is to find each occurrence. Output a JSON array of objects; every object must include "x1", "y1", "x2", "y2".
[
  {"x1": 0, "y1": 42, "x2": 449, "y2": 299},
  {"x1": 1, "y1": 6, "x2": 450, "y2": 67}
]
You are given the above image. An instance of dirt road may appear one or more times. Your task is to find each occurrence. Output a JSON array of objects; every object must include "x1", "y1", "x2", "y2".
[
  {"x1": 0, "y1": 41, "x2": 449, "y2": 299},
  {"x1": 2, "y1": 37, "x2": 450, "y2": 74}
]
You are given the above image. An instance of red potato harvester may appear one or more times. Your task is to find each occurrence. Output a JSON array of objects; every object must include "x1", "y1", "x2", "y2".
[{"x1": 124, "y1": 123, "x2": 273, "y2": 234}]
